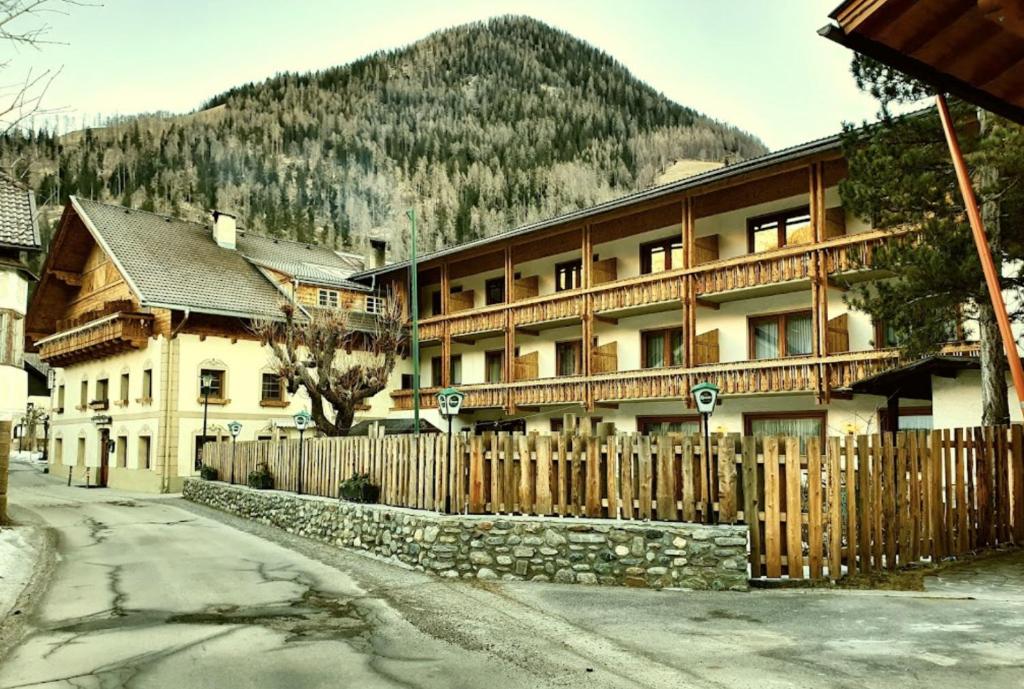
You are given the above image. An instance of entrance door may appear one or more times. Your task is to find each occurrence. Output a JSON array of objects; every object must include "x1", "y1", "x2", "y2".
[{"x1": 97, "y1": 430, "x2": 110, "y2": 488}]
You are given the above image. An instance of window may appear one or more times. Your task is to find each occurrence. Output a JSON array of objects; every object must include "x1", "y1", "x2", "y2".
[
  {"x1": 641, "y1": 328, "x2": 684, "y2": 368},
  {"x1": 485, "y1": 350, "x2": 504, "y2": 384},
  {"x1": 551, "y1": 417, "x2": 602, "y2": 433},
  {"x1": 261, "y1": 373, "x2": 285, "y2": 404},
  {"x1": 0, "y1": 309, "x2": 24, "y2": 366},
  {"x1": 485, "y1": 277, "x2": 505, "y2": 305},
  {"x1": 555, "y1": 259, "x2": 583, "y2": 292},
  {"x1": 200, "y1": 369, "x2": 225, "y2": 399},
  {"x1": 555, "y1": 340, "x2": 583, "y2": 376},
  {"x1": 318, "y1": 289, "x2": 339, "y2": 308},
  {"x1": 878, "y1": 406, "x2": 933, "y2": 433},
  {"x1": 119, "y1": 373, "x2": 130, "y2": 404},
  {"x1": 640, "y1": 236, "x2": 684, "y2": 274},
  {"x1": 749, "y1": 311, "x2": 813, "y2": 359},
  {"x1": 431, "y1": 357, "x2": 443, "y2": 387},
  {"x1": 53, "y1": 438, "x2": 63, "y2": 464},
  {"x1": 874, "y1": 321, "x2": 900, "y2": 349},
  {"x1": 744, "y1": 412, "x2": 826, "y2": 447},
  {"x1": 138, "y1": 435, "x2": 151, "y2": 470},
  {"x1": 365, "y1": 295, "x2": 384, "y2": 314},
  {"x1": 56, "y1": 385, "x2": 65, "y2": 413},
  {"x1": 747, "y1": 206, "x2": 813, "y2": 253},
  {"x1": 95, "y1": 378, "x2": 109, "y2": 403},
  {"x1": 142, "y1": 369, "x2": 153, "y2": 400},
  {"x1": 116, "y1": 436, "x2": 128, "y2": 468},
  {"x1": 430, "y1": 290, "x2": 442, "y2": 316},
  {"x1": 400, "y1": 374, "x2": 414, "y2": 390},
  {"x1": 80, "y1": 380, "x2": 89, "y2": 407},
  {"x1": 195, "y1": 434, "x2": 215, "y2": 468},
  {"x1": 450, "y1": 355, "x2": 463, "y2": 385},
  {"x1": 77, "y1": 437, "x2": 86, "y2": 466},
  {"x1": 637, "y1": 416, "x2": 701, "y2": 435}
]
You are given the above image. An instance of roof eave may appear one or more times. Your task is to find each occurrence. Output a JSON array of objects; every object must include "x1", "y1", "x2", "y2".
[{"x1": 351, "y1": 134, "x2": 843, "y2": 279}]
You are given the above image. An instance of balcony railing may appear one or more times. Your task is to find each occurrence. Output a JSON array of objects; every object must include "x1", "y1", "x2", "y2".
[
  {"x1": 390, "y1": 350, "x2": 903, "y2": 411},
  {"x1": 38, "y1": 312, "x2": 153, "y2": 366}
]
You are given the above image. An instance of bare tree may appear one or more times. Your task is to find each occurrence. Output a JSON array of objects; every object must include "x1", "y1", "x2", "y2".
[
  {"x1": 1, "y1": 1, "x2": 89, "y2": 135},
  {"x1": 253, "y1": 291, "x2": 406, "y2": 436}
]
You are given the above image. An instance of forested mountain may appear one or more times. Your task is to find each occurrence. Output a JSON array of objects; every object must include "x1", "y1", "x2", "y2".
[{"x1": 1, "y1": 16, "x2": 768, "y2": 264}]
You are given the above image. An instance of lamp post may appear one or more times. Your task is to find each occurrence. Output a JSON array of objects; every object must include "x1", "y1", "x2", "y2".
[
  {"x1": 227, "y1": 420, "x2": 242, "y2": 484},
  {"x1": 293, "y1": 410, "x2": 312, "y2": 494},
  {"x1": 690, "y1": 382, "x2": 720, "y2": 525},
  {"x1": 198, "y1": 371, "x2": 214, "y2": 470},
  {"x1": 437, "y1": 386, "x2": 465, "y2": 496},
  {"x1": 41, "y1": 414, "x2": 50, "y2": 472}
]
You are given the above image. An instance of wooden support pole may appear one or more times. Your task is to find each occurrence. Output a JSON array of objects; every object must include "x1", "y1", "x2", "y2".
[
  {"x1": 937, "y1": 94, "x2": 1024, "y2": 413},
  {"x1": 440, "y1": 261, "x2": 451, "y2": 387}
]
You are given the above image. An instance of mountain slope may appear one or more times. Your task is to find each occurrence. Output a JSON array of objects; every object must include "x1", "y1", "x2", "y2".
[{"x1": 3, "y1": 16, "x2": 768, "y2": 261}]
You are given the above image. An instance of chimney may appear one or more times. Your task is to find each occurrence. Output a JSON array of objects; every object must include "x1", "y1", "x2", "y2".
[
  {"x1": 368, "y1": 238, "x2": 387, "y2": 269},
  {"x1": 212, "y1": 210, "x2": 237, "y2": 250}
]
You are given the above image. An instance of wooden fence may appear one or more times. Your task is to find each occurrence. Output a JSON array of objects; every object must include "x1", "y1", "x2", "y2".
[{"x1": 203, "y1": 425, "x2": 1023, "y2": 581}]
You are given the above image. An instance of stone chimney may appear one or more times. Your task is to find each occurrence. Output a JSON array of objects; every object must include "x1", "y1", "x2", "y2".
[
  {"x1": 212, "y1": 210, "x2": 237, "y2": 250},
  {"x1": 368, "y1": 238, "x2": 387, "y2": 269}
]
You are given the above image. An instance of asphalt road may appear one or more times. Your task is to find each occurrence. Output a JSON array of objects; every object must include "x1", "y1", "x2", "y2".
[{"x1": 3, "y1": 458, "x2": 1023, "y2": 689}]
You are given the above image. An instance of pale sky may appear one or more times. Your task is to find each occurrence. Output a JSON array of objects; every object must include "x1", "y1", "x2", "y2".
[{"x1": 9, "y1": 0, "x2": 877, "y2": 150}]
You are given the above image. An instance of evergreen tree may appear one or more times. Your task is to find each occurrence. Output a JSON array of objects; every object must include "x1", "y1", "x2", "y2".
[{"x1": 840, "y1": 55, "x2": 1024, "y2": 424}]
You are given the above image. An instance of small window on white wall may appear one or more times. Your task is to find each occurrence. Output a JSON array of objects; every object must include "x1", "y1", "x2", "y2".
[
  {"x1": 318, "y1": 289, "x2": 339, "y2": 308},
  {"x1": 0, "y1": 309, "x2": 23, "y2": 366}
]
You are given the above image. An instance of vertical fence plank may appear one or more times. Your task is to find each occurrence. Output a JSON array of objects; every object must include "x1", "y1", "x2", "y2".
[
  {"x1": 882, "y1": 433, "x2": 897, "y2": 571},
  {"x1": 763, "y1": 436, "x2": 782, "y2": 579},
  {"x1": 845, "y1": 435, "x2": 858, "y2": 577},
  {"x1": 807, "y1": 436, "x2": 823, "y2": 580},
  {"x1": 718, "y1": 435, "x2": 737, "y2": 524},
  {"x1": 657, "y1": 435, "x2": 677, "y2": 521},
  {"x1": 586, "y1": 434, "x2": 602, "y2": 518},
  {"x1": 784, "y1": 437, "x2": 803, "y2": 579},
  {"x1": 681, "y1": 436, "x2": 696, "y2": 522},
  {"x1": 638, "y1": 435, "x2": 653, "y2": 521},
  {"x1": 896, "y1": 432, "x2": 909, "y2": 567},
  {"x1": 827, "y1": 436, "x2": 842, "y2": 580},
  {"x1": 1012, "y1": 424, "x2": 1023, "y2": 544},
  {"x1": 857, "y1": 434, "x2": 872, "y2": 572},
  {"x1": 536, "y1": 435, "x2": 553, "y2": 515},
  {"x1": 741, "y1": 436, "x2": 762, "y2": 578},
  {"x1": 606, "y1": 434, "x2": 620, "y2": 519},
  {"x1": 620, "y1": 434, "x2": 634, "y2": 520},
  {"x1": 943, "y1": 428, "x2": 955, "y2": 555}
]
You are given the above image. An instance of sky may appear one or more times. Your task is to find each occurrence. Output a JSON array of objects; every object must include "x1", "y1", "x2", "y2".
[{"x1": 8, "y1": 0, "x2": 879, "y2": 151}]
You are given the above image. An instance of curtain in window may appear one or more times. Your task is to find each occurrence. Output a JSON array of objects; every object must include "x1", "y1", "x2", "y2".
[
  {"x1": 897, "y1": 414, "x2": 932, "y2": 431},
  {"x1": 786, "y1": 314, "x2": 813, "y2": 356},
  {"x1": 753, "y1": 320, "x2": 779, "y2": 359},
  {"x1": 671, "y1": 331, "x2": 683, "y2": 366},
  {"x1": 557, "y1": 345, "x2": 577, "y2": 376},
  {"x1": 642, "y1": 420, "x2": 700, "y2": 435},
  {"x1": 645, "y1": 333, "x2": 665, "y2": 367},
  {"x1": 450, "y1": 357, "x2": 462, "y2": 385},
  {"x1": 486, "y1": 356, "x2": 502, "y2": 383},
  {"x1": 749, "y1": 417, "x2": 823, "y2": 450}
]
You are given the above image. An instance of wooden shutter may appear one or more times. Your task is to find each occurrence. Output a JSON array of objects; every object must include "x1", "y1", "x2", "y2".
[
  {"x1": 693, "y1": 235, "x2": 720, "y2": 264},
  {"x1": 591, "y1": 341, "x2": 618, "y2": 374},
  {"x1": 513, "y1": 351, "x2": 539, "y2": 381},
  {"x1": 592, "y1": 257, "x2": 618, "y2": 285},
  {"x1": 694, "y1": 329, "x2": 720, "y2": 365},
  {"x1": 513, "y1": 275, "x2": 539, "y2": 301},
  {"x1": 826, "y1": 313, "x2": 850, "y2": 353},
  {"x1": 825, "y1": 207, "x2": 846, "y2": 239}
]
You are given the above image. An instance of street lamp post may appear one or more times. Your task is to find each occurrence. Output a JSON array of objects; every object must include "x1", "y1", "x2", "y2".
[
  {"x1": 198, "y1": 371, "x2": 214, "y2": 470},
  {"x1": 437, "y1": 387, "x2": 465, "y2": 512},
  {"x1": 227, "y1": 421, "x2": 242, "y2": 484},
  {"x1": 41, "y1": 414, "x2": 50, "y2": 472},
  {"x1": 293, "y1": 410, "x2": 312, "y2": 494},
  {"x1": 690, "y1": 382, "x2": 720, "y2": 525}
]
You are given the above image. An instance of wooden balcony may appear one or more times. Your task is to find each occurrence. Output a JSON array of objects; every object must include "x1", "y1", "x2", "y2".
[
  {"x1": 450, "y1": 308, "x2": 505, "y2": 341},
  {"x1": 592, "y1": 270, "x2": 684, "y2": 318},
  {"x1": 391, "y1": 350, "x2": 903, "y2": 411},
  {"x1": 38, "y1": 312, "x2": 153, "y2": 366},
  {"x1": 512, "y1": 291, "x2": 585, "y2": 330}
]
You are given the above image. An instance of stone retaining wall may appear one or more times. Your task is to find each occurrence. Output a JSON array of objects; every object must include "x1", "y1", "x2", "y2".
[{"x1": 184, "y1": 479, "x2": 748, "y2": 591}]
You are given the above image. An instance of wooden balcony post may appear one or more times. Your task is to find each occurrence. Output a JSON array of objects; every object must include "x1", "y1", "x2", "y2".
[
  {"x1": 810, "y1": 163, "x2": 830, "y2": 403},
  {"x1": 682, "y1": 198, "x2": 696, "y2": 373},
  {"x1": 440, "y1": 260, "x2": 450, "y2": 316},
  {"x1": 504, "y1": 246, "x2": 515, "y2": 412}
]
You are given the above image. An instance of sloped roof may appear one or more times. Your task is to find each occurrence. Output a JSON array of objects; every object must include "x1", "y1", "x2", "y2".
[
  {"x1": 239, "y1": 232, "x2": 367, "y2": 290},
  {"x1": 72, "y1": 197, "x2": 292, "y2": 320},
  {"x1": 0, "y1": 172, "x2": 41, "y2": 250}
]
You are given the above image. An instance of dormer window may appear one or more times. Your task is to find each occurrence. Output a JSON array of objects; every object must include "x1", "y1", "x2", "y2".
[{"x1": 318, "y1": 289, "x2": 340, "y2": 309}]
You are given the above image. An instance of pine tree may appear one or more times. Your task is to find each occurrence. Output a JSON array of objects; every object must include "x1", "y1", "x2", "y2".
[{"x1": 840, "y1": 55, "x2": 1024, "y2": 425}]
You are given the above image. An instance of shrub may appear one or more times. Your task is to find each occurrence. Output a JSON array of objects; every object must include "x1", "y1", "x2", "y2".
[
  {"x1": 247, "y1": 464, "x2": 274, "y2": 490},
  {"x1": 339, "y1": 473, "x2": 380, "y2": 504},
  {"x1": 200, "y1": 465, "x2": 218, "y2": 481}
]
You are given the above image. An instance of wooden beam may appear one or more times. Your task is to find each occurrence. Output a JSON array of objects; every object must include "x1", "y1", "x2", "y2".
[
  {"x1": 594, "y1": 314, "x2": 619, "y2": 325},
  {"x1": 695, "y1": 298, "x2": 720, "y2": 311}
]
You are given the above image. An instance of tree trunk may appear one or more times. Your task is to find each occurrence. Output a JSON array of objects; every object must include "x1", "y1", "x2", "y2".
[
  {"x1": 978, "y1": 300, "x2": 1010, "y2": 426},
  {"x1": 0, "y1": 420, "x2": 10, "y2": 524}
]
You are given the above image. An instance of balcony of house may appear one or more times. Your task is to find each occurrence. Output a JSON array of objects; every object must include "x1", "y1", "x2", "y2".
[{"x1": 37, "y1": 300, "x2": 153, "y2": 367}]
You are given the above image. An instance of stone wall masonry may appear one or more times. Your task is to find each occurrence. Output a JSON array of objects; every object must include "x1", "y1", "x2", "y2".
[{"x1": 183, "y1": 479, "x2": 749, "y2": 591}]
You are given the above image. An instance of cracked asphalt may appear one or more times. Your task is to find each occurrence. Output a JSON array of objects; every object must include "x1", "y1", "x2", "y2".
[{"x1": 3, "y1": 458, "x2": 1024, "y2": 689}]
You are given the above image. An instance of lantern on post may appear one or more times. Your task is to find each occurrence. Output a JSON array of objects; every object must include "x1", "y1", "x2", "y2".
[
  {"x1": 293, "y1": 410, "x2": 312, "y2": 494},
  {"x1": 690, "y1": 382, "x2": 720, "y2": 525},
  {"x1": 227, "y1": 420, "x2": 242, "y2": 484},
  {"x1": 437, "y1": 387, "x2": 465, "y2": 468}
]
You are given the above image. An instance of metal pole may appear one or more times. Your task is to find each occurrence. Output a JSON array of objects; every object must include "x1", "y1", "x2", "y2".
[
  {"x1": 703, "y1": 413, "x2": 713, "y2": 525},
  {"x1": 936, "y1": 93, "x2": 1024, "y2": 412},
  {"x1": 297, "y1": 428, "x2": 305, "y2": 495},
  {"x1": 408, "y1": 208, "x2": 421, "y2": 441},
  {"x1": 231, "y1": 435, "x2": 236, "y2": 485},
  {"x1": 199, "y1": 388, "x2": 210, "y2": 470}
]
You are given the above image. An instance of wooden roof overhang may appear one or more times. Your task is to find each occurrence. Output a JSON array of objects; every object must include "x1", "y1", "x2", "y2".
[
  {"x1": 822, "y1": 0, "x2": 1024, "y2": 124},
  {"x1": 840, "y1": 354, "x2": 979, "y2": 400}
]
